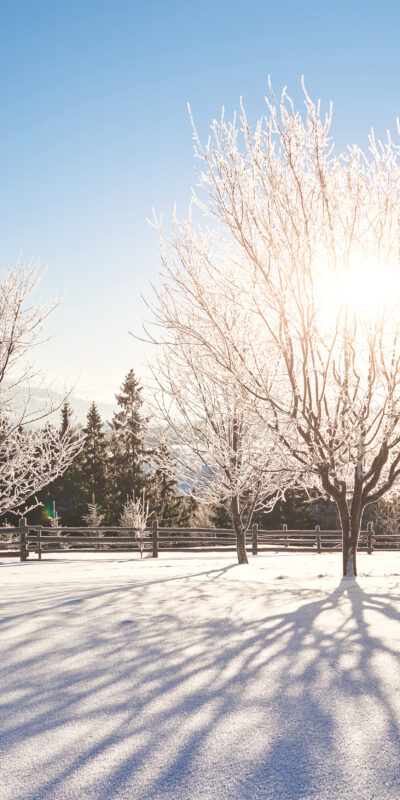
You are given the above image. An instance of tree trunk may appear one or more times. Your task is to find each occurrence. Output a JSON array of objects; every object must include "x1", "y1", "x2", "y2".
[
  {"x1": 337, "y1": 503, "x2": 361, "y2": 577},
  {"x1": 235, "y1": 526, "x2": 249, "y2": 564},
  {"x1": 230, "y1": 497, "x2": 249, "y2": 565}
]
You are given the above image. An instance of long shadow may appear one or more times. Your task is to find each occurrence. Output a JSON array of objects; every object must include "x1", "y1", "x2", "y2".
[{"x1": 1, "y1": 566, "x2": 400, "y2": 799}]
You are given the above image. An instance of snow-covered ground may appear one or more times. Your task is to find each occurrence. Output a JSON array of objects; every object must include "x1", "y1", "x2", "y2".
[{"x1": 2, "y1": 551, "x2": 400, "y2": 800}]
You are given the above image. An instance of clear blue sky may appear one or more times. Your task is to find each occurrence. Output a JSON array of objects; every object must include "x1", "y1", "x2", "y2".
[{"x1": 1, "y1": 0, "x2": 400, "y2": 402}]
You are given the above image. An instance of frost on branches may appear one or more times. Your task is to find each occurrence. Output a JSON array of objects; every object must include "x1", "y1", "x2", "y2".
[
  {"x1": 149, "y1": 79, "x2": 400, "y2": 577},
  {"x1": 147, "y1": 286, "x2": 289, "y2": 565},
  {"x1": 120, "y1": 494, "x2": 150, "y2": 558},
  {"x1": 0, "y1": 259, "x2": 82, "y2": 517},
  {"x1": 83, "y1": 501, "x2": 105, "y2": 528}
]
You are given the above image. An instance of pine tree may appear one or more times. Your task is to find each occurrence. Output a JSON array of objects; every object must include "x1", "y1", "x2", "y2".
[
  {"x1": 211, "y1": 501, "x2": 231, "y2": 528},
  {"x1": 151, "y1": 442, "x2": 194, "y2": 526},
  {"x1": 30, "y1": 404, "x2": 90, "y2": 526},
  {"x1": 60, "y1": 401, "x2": 73, "y2": 438},
  {"x1": 83, "y1": 500, "x2": 105, "y2": 527},
  {"x1": 255, "y1": 488, "x2": 314, "y2": 530},
  {"x1": 211, "y1": 488, "x2": 314, "y2": 531},
  {"x1": 79, "y1": 402, "x2": 107, "y2": 503},
  {"x1": 107, "y1": 370, "x2": 150, "y2": 520}
]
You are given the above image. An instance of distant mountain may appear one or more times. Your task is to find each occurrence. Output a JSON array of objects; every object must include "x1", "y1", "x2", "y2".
[{"x1": 11, "y1": 384, "x2": 117, "y2": 427}]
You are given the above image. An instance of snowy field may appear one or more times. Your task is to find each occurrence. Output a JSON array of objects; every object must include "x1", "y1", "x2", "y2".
[{"x1": 2, "y1": 551, "x2": 400, "y2": 800}]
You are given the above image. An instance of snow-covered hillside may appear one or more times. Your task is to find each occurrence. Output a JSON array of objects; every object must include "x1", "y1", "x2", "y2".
[{"x1": 1, "y1": 551, "x2": 400, "y2": 799}]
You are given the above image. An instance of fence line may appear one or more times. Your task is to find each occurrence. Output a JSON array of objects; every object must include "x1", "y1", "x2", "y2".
[{"x1": 0, "y1": 518, "x2": 395, "y2": 561}]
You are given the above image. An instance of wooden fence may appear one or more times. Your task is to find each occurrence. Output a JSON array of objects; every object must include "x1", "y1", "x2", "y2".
[{"x1": 1, "y1": 519, "x2": 400, "y2": 561}]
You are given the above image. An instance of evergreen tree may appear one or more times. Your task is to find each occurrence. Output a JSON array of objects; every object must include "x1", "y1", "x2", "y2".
[
  {"x1": 83, "y1": 500, "x2": 105, "y2": 527},
  {"x1": 211, "y1": 501, "x2": 231, "y2": 528},
  {"x1": 29, "y1": 404, "x2": 90, "y2": 526},
  {"x1": 151, "y1": 442, "x2": 194, "y2": 526},
  {"x1": 79, "y1": 402, "x2": 107, "y2": 503},
  {"x1": 107, "y1": 370, "x2": 150, "y2": 520},
  {"x1": 37, "y1": 466, "x2": 90, "y2": 526},
  {"x1": 60, "y1": 401, "x2": 73, "y2": 438},
  {"x1": 212, "y1": 488, "x2": 314, "y2": 530},
  {"x1": 255, "y1": 488, "x2": 314, "y2": 530}
]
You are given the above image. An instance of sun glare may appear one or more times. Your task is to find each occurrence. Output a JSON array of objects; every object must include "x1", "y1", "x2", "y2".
[{"x1": 335, "y1": 259, "x2": 400, "y2": 319}]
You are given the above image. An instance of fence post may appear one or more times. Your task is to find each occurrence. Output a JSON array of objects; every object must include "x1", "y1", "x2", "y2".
[
  {"x1": 367, "y1": 521, "x2": 373, "y2": 555},
  {"x1": 152, "y1": 520, "x2": 159, "y2": 558},
  {"x1": 19, "y1": 517, "x2": 28, "y2": 562},
  {"x1": 252, "y1": 523, "x2": 258, "y2": 556},
  {"x1": 283, "y1": 523, "x2": 288, "y2": 547},
  {"x1": 37, "y1": 528, "x2": 42, "y2": 560},
  {"x1": 315, "y1": 524, "x2": 321, "y2": 554}
]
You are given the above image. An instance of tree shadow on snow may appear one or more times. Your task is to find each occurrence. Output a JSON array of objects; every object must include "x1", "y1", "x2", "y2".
[{"x1": 1, "y1": 565, "x2": 400, "y2": 799}]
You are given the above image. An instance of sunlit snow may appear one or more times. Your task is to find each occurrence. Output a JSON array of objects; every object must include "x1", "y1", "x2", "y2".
[{"x1": 1, "y1": 551, "x2": 400, "y2": 800}]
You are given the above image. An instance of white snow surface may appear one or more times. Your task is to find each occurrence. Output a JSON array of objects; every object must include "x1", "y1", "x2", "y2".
[{"x1": 2, "y1": 550, "x2": 400, "y2": 800}]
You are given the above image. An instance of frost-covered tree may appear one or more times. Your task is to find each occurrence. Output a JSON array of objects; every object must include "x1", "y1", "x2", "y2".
[
  {"x1": 147, "y1": 295, "x2": 287, "y2": 564},
  {"x1": 0, "y1": 260, "x2": 81, "y2": 517},
  {"x1": 0, "y1": 421, "x2": 80, "y2": 518},
  {"x1": 153, "y1": 80, "x2": 400, "y2": 576},
  {"x1": 49, "y1": 506, "x2": 61, "y2": 528},
  {"x1": 83, "y1": 500, "x2": 105, "y2": 527},
  {"x1": 120, "y1": 493, "x2": 150, "y2": 559}
]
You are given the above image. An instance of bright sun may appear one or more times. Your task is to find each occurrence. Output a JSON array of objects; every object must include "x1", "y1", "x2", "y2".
[{"x1": 335, "y1": 259, "x2": 400, "y2": 319}]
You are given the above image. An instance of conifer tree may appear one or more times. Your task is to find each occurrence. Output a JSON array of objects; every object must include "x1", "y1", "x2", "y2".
[
  {"x1": 83, "y1": 500, "x2": 105, "y2": 527},
  {"x1": 107, "y1": 370, "x2": 150, "y2": 520},
  {"x1": 31, "y1": 403, "x2": 90, "y2": 526},
  {"x1": 255, "y1": 488, "x2": 314, "y2": 530},
  {"x1": 151, "y1": 442, "x2": 194, "y2": 526},
  {"x1": 79, "y1": 402, "x2": 107, "y2": 503},
  {"x1": 60, "y1": 401, "x2": 73, "y2": 438},
  {"x1": 211, "y1": 501, "x2": 231, "y2": 529}
]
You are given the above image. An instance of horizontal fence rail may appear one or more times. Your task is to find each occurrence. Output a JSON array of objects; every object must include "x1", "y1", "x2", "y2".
[{"x1": 0, "y1": 519, "x2": 397, "y2": 561}]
